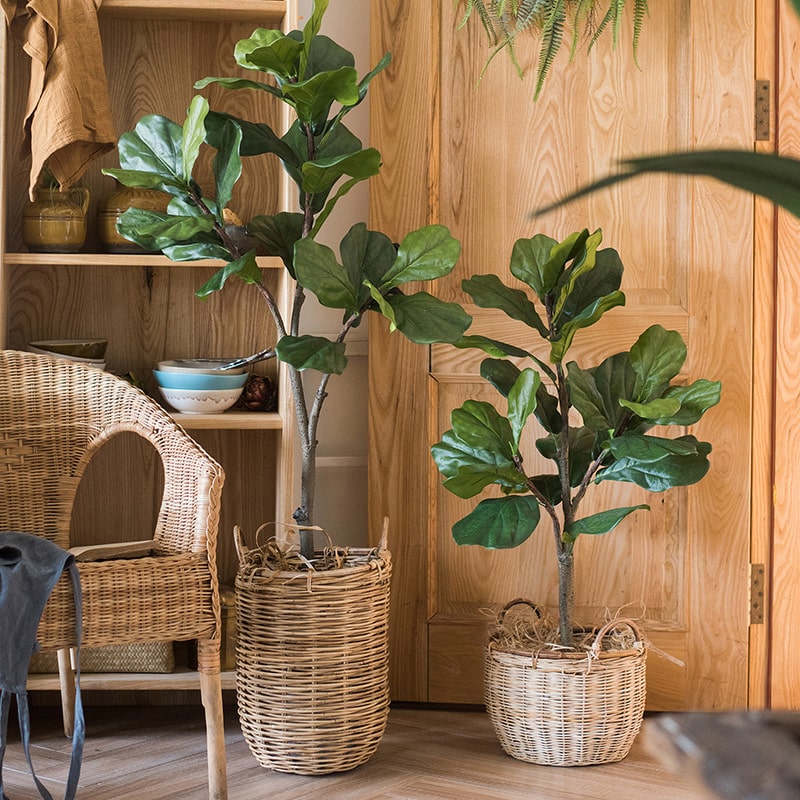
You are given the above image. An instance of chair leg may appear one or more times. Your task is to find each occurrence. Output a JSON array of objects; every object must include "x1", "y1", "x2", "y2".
[
  {"x1": 198, "y1": 639, "x2": 227, "y2": 800},
  {"x1": 56, "y1": 648, "x2": 75, "y2": 738}
]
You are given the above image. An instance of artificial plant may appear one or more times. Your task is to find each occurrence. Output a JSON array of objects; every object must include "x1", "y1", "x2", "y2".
[
  {"x1": 431, "y1": 228, "x2": 720, "y2": 647},
  {"x1": 457, "y1": 0, "x2": 649, "y2": 100},
  {"x1": 102, "y1": 0, "x2": 471, "y2": 560}
]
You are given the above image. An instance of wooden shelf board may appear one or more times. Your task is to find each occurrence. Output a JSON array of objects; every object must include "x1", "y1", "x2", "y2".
[
  {"x1": 27, "y1": 667, "x2": 236, "y2": 692},
  {"x1": 171, "y1": 410, "x2": 282, "y2": 430},
  {"x1": 4, "y1": 253, "x2": 284, "y2": 269},
  {"x1": 98, "y1": 0, "x2": 285, "y2": 23}
]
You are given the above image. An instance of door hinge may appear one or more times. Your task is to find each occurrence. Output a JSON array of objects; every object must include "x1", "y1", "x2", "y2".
[
  {"x1": 755, "y1": 80, "x2": 770, "y2": 141},
  {"x1": 750, "y1": 563, "x2": 766, "y2": 625}
]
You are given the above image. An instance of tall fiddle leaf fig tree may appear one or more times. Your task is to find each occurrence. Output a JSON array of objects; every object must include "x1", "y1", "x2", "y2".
[
  {"x1": 103, "y1": 0, "x2": 471, "y2": 560},
  {"x1": 432, "y1": 228, "x2": 720, "y2": 647}
]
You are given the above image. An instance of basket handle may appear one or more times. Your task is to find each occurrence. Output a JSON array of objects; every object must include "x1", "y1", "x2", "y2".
[
  {"x1": 590, "y1": 617, "x2": 644, "y2": 658},
  {"x1": 496, "y1": 598, "x2": 544, "y2": 627}
]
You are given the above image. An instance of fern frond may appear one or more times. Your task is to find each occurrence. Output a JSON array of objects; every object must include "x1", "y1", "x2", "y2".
[
  {"x1": 533, "y1": 0, "x2": 566, "y2": 101},
  {"x1": 632, "y1": 0, "x2": 649, "y2": 67}
]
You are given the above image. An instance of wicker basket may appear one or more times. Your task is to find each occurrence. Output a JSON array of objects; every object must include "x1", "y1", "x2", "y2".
[
  {"x1": 234, "y1": 526, "x2": 392, "y2": 775},
  {"x1": 485, "y1": 600, "x2": 646, "y2": 767}
]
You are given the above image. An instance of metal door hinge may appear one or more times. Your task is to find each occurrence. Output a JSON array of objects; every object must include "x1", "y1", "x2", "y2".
[
  {"x1": 750, "y1": 563, "x2": 765, "y2": 625},
  {"x1": 755, "y1": 80, "x2": 770, "y2": 141}
]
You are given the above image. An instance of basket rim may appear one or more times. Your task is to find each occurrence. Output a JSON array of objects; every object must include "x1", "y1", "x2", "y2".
[{"x1": 487, "y1": 641, "x2": 645, "y2": 661}]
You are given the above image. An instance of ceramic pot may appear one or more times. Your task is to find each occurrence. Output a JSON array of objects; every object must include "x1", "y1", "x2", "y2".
[
  {"x1": 98, "y1": 184, "x2": 170, "y2": 253},
  {"x1": 22, "y1": 187, "x2": 90, "y2": 253}
]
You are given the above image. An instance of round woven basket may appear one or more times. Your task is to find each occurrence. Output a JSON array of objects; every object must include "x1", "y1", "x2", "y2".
[
  {"x1": 485, "y1": 600, "x2": 646, "y2": 767},
  {"x1": 234, "y1": 527, "x2": 392, "y2": 775}
]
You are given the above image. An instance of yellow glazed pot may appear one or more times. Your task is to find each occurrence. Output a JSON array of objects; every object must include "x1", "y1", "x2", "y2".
[
  {"x1": 98, "y1": 184, "x2": 170, "y2": 253},
  {"x1": 22, "y1": 187, "x2": 90, "y2": 253}
]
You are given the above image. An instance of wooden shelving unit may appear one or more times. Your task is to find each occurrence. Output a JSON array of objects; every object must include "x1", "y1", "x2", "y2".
[{"x1": 2, "y1": 0, "x2": 296, "y2": 695}]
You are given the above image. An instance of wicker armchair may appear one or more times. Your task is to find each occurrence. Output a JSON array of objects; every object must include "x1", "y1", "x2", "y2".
[{"x1": 0, "y1": 349, "x2": 227, "y2": 800}]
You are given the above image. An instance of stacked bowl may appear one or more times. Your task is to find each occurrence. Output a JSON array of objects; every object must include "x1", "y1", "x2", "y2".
[
  {"x1": 155, "y1": 359, "x2": 248, "y2": 414},
  {"x1": 27, "y1": 338, "x2": 108, "y2": 369}
]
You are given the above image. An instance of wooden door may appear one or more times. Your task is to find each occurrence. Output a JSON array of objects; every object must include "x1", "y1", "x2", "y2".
[{"x1": 369, "y1": 2, "x2": 755, "y2": 709}]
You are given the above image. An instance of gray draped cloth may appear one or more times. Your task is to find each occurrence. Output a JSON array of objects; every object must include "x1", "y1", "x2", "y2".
[
  {"x1": 1, "y1": 0, "x2": 116, "y2": 198},
  {"x1": 0, "y1": 531, "x2": 84, "y2": 800}
]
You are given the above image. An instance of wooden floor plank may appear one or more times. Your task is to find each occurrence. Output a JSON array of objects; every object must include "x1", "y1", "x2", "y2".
[{"x1": 1, "y1": 704, "x2": 708, "y2": 799}]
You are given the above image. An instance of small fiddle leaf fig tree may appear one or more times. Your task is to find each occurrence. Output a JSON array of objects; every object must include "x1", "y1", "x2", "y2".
[
  {"x1": 103, "y1": 0, "x2": 471, "y2": 560},
  {"x1": 432, "y1": 228, "x2": 721, "y2": 647}
]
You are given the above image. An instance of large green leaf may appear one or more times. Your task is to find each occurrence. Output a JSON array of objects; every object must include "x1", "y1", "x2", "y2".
[
  {"x1": 109, "y1": 115, "x2": 186, "y2": 194},
  {"x1": 232, "y1": 28, "x2": 303, "y2": 78},
  {"x1": 380, "y1": 225, "x2": 461, "y2": 288},
  {"x1": 246, "y1": 212, "x2": 304, "y2": 274},
  {"x1": 453, "y1": 336, "x2": 530, "y2": 360},
  {"x1": 452, "y1": 495, "x2": 541, "y2": 549},
  {"x1": 567, "y1": 362, "x2": 613, "y2": 430},
  {"x1": 656, "y1": 379, "x2": 722, "y2": 425},
  {"x1": 565, "y1": 504, "x2": 650, "y2": 539},
  {"x1": 195, "y1": 251, "x2": 261, "y2": 296},
  {"x1": 164, "y1": 242, "x2": 231, "y2": 262},
  {"x1": 480, "y1": 358, "x2": 522, "y2": 396},
  {"x1": 607, "y1": 433, "x2": 704, "y2": 462},
  {"x1": 116, "y1": 207, "x2": 214, "y2": 251},
  {"x1": 552, "y1": 228, "x2": 603, "y2": 322},
  {"x1": 283, "y1": 67, "x2": 360, "y2": 126},
  {"x1": 597, "y1": 435, "x2": 713, "y2": 490},
  {"x1": 534, "y1": 150, "x2": 800, "y2": 222},
  {"x1": 339, "y1": 222, "x2": 396, "y2": 304},
  {"x1": 630, "y1": 325, "x2": 686, "y2": 401},
  {"x1": 508, "y1": 233, "x2": 559, "y2": 298},
  {"x1": 294, "y1": 237, "x2": 358, "y2": 310},
  {"x1": 618, "y1": 397, "x2": 681, "y2": 420},
  {"x1": 507, "y1": 369, "x2": 540, "y2": 450},
  {"x1": 195, "y1": 75, "x2": 281, "y2": 97},
  {"x1": 432, "y1": 428, "x2": 518, "y2": 478},
  {"x1": 550, "y1": 290, "x2": 625, "y2": 363},
  {"x1": 450, "y1": 400, "x2": 515, "y2": 457},
  {"x1": 301, "y1": 148, "x2": 381, "y2": 195},
  {"x1": 204, "y1": 112, "x2": 296, "y2": 161},
  {"x1": 276, "y1": 334, "x2": 347, "y2": 375},
  {"x1": 557, "y1": 247, "x2": 624, "y2": 325},
  {"x1": 212, "y1": 119, "x2": 243, "y2": 219},
  {"x1": 382, "y1": 291, "x2": 471, "y2": 344},
  {"x1": 182, "y1": 95, "x2": 208, "y2": 183},
  {"x1": 462, "y1": 273, "x2": 547, "y2": 335}
]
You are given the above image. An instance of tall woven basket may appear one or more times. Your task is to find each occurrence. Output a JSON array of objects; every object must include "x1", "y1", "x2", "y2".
[
  {"x1": 234, "y1": 524, "x2": 392, "y2": 775},
  {"x1": 485, "y1": 600, "x2": 646, "y2": 767}
]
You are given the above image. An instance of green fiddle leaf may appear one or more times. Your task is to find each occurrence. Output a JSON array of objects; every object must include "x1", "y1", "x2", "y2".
[
  {"x1": 300, "y1": 0, "x2": 331, "y2": 78},
  {"x1": 294, "y1": 237, "x2": 359, "y2": 311},
  {"x1": 301, "y1": 147, "x2": 381, "y2": 195},
  {"x1": 365, "y1": 280, "x2": 397, "y2": 330},
  {"x1": 480, "y1": 358, "x2": 522, "y2": 396},
  {"x1": 195, "y1": 251, "x2": 261, "y2": 296},
  {"x1": 432, "y1": 427, "x2": 518, "y2": 479},
  {"x1": 204, "y1": 113, "x2": 295, "y2": 161},
  {"x1": 116, "y1": 207, "x2": 214, "y2": 251},
  {"x1": 630, "y1": 325, "x2": 686, "y2": 401},
  {"x1": 232, "y1": 28, "x2": 303, "y2": 78},
  {"x1": 586, "y1": 352, "x2": 639, "y2": 429},
  {"x1": 508, "y1": 369, "x2": 540, "y2": 450},
  {"x1": 102, "y1": 167, "x2": 174, "y2": 192},
  {"x1": 380, "y1": 225, "x2": 461, "y2": 288},
  {"x1": 182, "y1": 95, "x2": 208, "y2": 183},
  {"x1": 552, "y1": 228, "x2": 602, "y2": 321},
  {"x1": 453, "y1": 335, "x2": 530, "y2": 360},
  {"x1": 246, "y1": 212, "x2": 304, "y2": 275},
  {"x1": 619, "y1": 397, "x2": 681, "y2": 420},
  {"x1": 607, "y1": 433, "x2": 705, "y2": 462},
  {"x1": 339, "y1": 223, "x2": 396, "y2": 303},
  {"x1": 282, "y1": 67, "x2": 360, "y2": 126},
  {"x1": 448, "y1": 399, "x2": 515, "y2": 459},
  {"x1": 163, "y1": 242, "x2": 231, "y2": 262},
  {"x1": 557, "y1": 247, "x2": 624, "y2": 325},
  {"x1": 567, "y1": 362, "x2": 613, "y2": 430},
  {"x1": 462, "y1": 273, "x2": 547, "y2": 336},
  {"x1": 195, "y1": 75, "x2": 281, "y2": 98},
  {"x1": 550, "y1": 290, "x2": 625, "y2": 363},
  {"x1": 110, "y1": 115, "x2": 186, "y2": 194},
  {"x1": 382, "y1": 291, "x2": 471, "y2": 344},
  {"x1": 566, "y1": 504, "x2": 650, "y2": 539},
  {"x1": 276, "y1": 334, "x2": 348, "y2": 375},
  {"x1": 212, "y1": 119, "x2": 243, "y2": 221},
  {"x1": 304, "y1": 32, "x2": 355, "y2": 78},
  {"x1": 657, "y1": 379, "x2": 722, "y2": 425},
  {"x1": 536, "y1": 426, "x2": 596, "y2": 487},
  {"x1": 452, "y1": 495, "x2": 541, "y2": 549},
  {"x1": 508, "y1": 233, "x2": 559, "y2": 298}
]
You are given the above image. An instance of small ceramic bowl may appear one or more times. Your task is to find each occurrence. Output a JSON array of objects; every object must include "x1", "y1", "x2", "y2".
[
  {"x1": 157, "y1": 386, "x2": 244, "y2": 414},
  {"x1": 157, "y1": 358, "x2": 247, "y2": 375},
  {"x1": 29, "y1": 338, "x2": 108, "y2": 360},
  {"x1": 153, "y1": 369, "x2": 248, "y2": 391}
]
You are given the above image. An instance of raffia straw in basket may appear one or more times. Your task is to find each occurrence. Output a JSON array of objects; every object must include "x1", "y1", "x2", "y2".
[{"x1": 485, "y1": 599, "x2": 647, "y2": 767}]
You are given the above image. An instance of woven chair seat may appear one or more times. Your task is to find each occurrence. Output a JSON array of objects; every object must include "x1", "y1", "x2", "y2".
[{"x1": 0, "y1": 349, "x2": 228, "y2": 800}]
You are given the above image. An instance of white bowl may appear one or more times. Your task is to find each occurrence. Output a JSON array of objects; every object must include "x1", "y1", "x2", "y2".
[
  {"x1": 157, "y1": 358, "x2": 247, "y2": 375},
  {"x1": 157, "y1": 386, "x2": 244, "y2": 414}
]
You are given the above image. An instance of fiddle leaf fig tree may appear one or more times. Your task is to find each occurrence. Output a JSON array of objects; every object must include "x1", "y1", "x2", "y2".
[
  {"x1": 103, "y1": 0, "x2": 471, "y2": 560},
  {"x1": 432, "y1": 228, "x2": 721, "y2": 647}
]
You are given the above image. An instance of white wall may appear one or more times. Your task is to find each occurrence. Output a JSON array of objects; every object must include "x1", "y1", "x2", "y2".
[{"x1": 296, "y1": 0, "x2": 370, "y2": 546}]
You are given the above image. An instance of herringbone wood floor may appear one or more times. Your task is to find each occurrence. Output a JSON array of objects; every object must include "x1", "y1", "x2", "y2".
[{"x1": 2, "y1": 703, "x2": 709, "y2": 799}]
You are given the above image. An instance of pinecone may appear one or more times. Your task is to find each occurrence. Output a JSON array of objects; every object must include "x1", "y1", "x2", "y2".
[{"x1": 238, "y1": 375, "x2": 277, "y2": 411}]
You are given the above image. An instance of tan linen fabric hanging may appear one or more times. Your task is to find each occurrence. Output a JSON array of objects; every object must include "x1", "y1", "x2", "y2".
[{"x1": 1, "y1": 0, "x2": 116, "y2": 198}]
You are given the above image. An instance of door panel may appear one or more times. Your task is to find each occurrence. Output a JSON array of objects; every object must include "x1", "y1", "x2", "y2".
[{"x1": 370, "y1": 1, "x2": 754, "y2": 710}]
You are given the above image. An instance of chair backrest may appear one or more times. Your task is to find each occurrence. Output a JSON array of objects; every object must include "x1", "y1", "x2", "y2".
[{"x1": 0, "y1": 350, "x2": 224, "y2": 559}]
